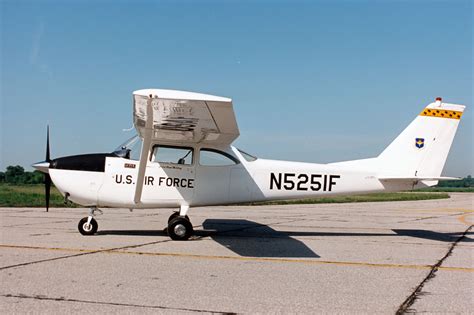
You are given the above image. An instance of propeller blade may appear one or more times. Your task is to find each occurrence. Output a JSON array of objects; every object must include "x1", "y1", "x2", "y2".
[
  {"x1": 46, "y1": 125, "x2": 50, "y2": 162},
  {"x1": 45, "y1": 125, "x2": 51, "y2": 212},
  {"x1": 45, "y1": 174, "x2": 51, "y2": 212}
]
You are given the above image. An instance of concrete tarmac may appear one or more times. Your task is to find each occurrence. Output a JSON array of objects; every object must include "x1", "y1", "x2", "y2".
[{"x1": 1, "y1": 193, "x2": 473, "y2": 314}]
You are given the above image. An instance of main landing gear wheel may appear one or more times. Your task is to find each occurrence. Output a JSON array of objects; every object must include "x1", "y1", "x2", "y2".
[
  {"x1": 167, "y1": 217, "x2": 193, "y2": 241},
  {"x1": 78, "y1": 217, "x2": 98, "y2": 236},
  {"x1": 168, "y1": 212, "x2": 189, "y2": 223}
]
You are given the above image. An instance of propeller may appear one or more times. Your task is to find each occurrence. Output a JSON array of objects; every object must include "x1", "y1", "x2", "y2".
[{"x1": 45, "y1": 126, "x2": 52, "y2": 212}]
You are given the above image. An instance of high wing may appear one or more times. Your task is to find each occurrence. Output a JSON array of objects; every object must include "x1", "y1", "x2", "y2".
[
  {"x1": 132, "y1": 89, "x2": 240, "y2": 205},
  {"x1": 133, "y1": 89, "x2": 239, "y2": 145}
]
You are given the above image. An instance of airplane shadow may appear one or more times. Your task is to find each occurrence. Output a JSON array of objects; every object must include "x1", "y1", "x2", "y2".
[
  {"x1": 392, "y1": 229, "x2": 473, "y2": 243},
  {"x1": 97, "y1": 220, "x2": 320, "y2": 258},
  {"x1": 259, "y1": 230, "x2": 473, "y2": 243},
  {"x1": 97, "y1": 220, "x2": 472, "y2": 259},
  {"x1": 199, "y1": 219, "x2": 320, "y2": 258}
]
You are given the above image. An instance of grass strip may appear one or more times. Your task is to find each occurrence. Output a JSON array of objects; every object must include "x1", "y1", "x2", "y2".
[
  {"x1": 417, "y1": 187, "x2": 474, "y2": 193},
  {"x1": 0, "y1": 185, "x2": 451, "y2": 208},
  {"x1": 0, "y1": 184, "x2": 77, "y2": 208},
  {"x1": 243, "y1": 192, "x2": 449, "y2": 206}
]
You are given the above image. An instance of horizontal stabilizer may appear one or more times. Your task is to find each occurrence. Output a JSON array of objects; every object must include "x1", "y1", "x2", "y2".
[
  {"x1": 378, "y1": 176, "x2": 460, "y2": 190},
  {"x1": 379, "y1": 176, "x2": 460, "y2": 181}
]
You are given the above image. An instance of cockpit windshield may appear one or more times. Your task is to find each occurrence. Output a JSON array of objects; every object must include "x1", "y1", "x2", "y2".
[
  {"x1": 113, "y1": 134, "x2": 142, "y2": 160},
  {"x1": 113, "y1": 136, "x2": 257, "y2": 163},
  {"x1": 237, "y1": 148, "x2": 257, "y2": 162}
]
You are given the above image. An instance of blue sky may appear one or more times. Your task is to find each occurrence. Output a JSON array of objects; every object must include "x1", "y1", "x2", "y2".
[{"x1": 1, "y1": 0, "x2": 472, "y2": 176}]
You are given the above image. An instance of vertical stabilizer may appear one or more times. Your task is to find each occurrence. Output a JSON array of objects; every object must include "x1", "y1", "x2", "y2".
[{"x1": 377, "y1": 98, "x2": 465, "y2": 178}]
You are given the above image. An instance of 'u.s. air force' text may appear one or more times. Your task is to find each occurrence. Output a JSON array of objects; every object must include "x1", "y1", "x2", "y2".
[
  {"x1": 114, "y1": 174, "x2": 194, "y2": 188},
  {"x1": 270, "y1": 173, "x2": 340, "y2": 191}
]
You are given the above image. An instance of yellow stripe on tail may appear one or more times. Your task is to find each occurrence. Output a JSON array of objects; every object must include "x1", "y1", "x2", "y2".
[{"x1": 419, "y1": 108, "x2": 463, "y2": 119}]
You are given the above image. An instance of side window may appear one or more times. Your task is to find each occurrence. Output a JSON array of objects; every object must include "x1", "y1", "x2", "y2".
[
  {"x1": 152, "y1": 146, "x2": 193, "y2": 165},
  {"x1": 199, "y1": 149, "x2": 238, "y2": 166}
]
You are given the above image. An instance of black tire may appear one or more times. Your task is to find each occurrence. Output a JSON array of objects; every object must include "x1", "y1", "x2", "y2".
[
  {"x1": 167, "y1": 217, "x2": 193, "y2": 241},
  {"x1": 78, "y1": 217, "x2": 98, "y2": 236},
  {"x1": 168, "y1": 212, "x2": 189, "y2": 224}
]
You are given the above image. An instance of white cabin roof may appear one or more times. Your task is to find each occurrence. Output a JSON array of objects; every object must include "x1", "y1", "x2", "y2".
[{"x1": 133, "y1": 89, "x2": 232, "y2": 103}]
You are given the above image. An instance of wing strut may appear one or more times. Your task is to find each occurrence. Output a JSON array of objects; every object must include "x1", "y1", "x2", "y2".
[{"x1": 134, "y1": 95, "x2": 154, "y2": 205}]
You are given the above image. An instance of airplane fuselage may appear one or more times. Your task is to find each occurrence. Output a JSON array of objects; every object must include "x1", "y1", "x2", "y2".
[{"x1": 49, "y1": 145, "x2": 393, "y2": 209}]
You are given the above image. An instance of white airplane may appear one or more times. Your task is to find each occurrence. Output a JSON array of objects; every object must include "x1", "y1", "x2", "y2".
[{"x1": 33, "y1": 89, "x2": 465, "y2": 240}]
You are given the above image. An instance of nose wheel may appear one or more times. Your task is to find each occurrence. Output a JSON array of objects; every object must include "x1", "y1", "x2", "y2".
[
  {"x1": 78, "y1": 217, "x2": 98, "y2": 235},
  {"x1": 167, "y1": 213, "x2": 193, "y2": 241},
  {"x1": 78, "y1": 207, "x2": 100, "y2": 236}
]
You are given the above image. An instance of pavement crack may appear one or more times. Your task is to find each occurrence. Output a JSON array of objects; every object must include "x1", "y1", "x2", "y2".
[
  {"x1": 395, "y1": 224, "x2": 473, "y2": 315},
  {"x1": 5, "y1": 220, "x2": 72, "y2": 228},
  {"x1": 0, "y1": 239, "x2": 172, "y2": 271},
  {"x1": 1, "y1": 293, "x2": 235, "y2": 314},
  {"x1": 397, "y1": 212, "x2": 464, "y2": 224}
]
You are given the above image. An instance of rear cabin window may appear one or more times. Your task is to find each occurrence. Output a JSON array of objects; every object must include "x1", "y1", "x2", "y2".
[
  {"x1": 152, "y1": 146, "x2": 193, "y2": 165},
  {"x1": 199, "y1": 149, "x2": 239, "y2": 166}
]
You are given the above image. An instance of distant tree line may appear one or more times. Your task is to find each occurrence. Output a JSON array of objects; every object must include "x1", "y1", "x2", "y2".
[
  {"x1": 0, "y1": 165, "x2": 472, "y2": 187},
  {"x1": 436, "y1": 175, "x2": 473, "y2": 188},
  {"x1": 0, "y1": 165, "x2": 44, "y2": 184}
]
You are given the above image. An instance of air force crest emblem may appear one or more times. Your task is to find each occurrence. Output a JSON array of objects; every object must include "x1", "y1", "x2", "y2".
[{"x1": 415, "y1": 138, "x2": 425, "y2": 149}]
